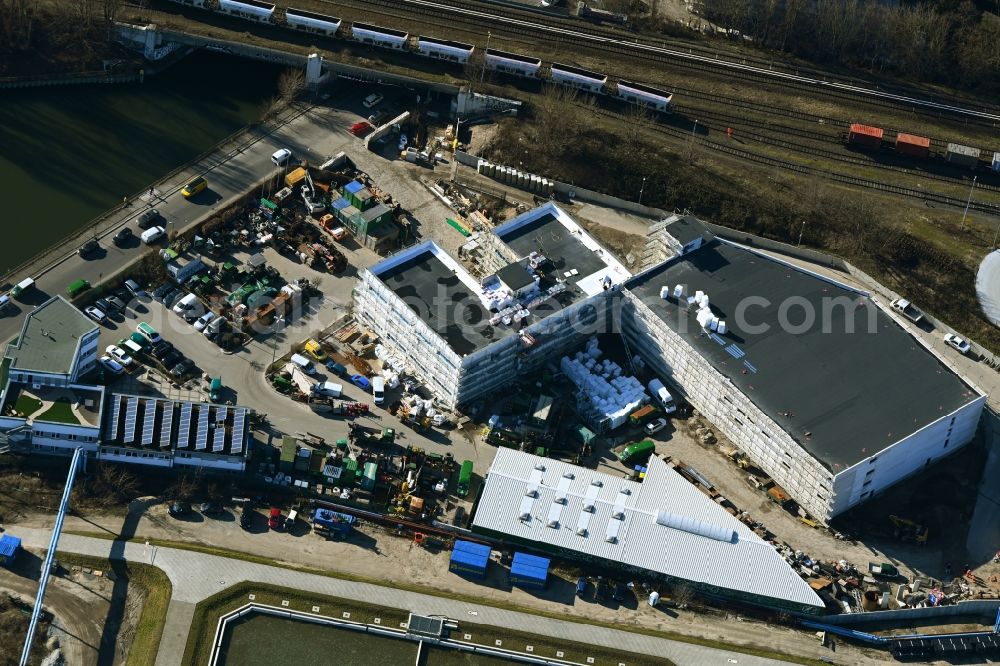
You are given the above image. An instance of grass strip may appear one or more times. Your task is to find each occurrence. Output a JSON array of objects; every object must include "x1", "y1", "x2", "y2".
[
  {"x1": 66, "y1": 530, "x2": 830, "y2": 665},
  {"x1": 55, "y1": 551, "x2": 172, "y2": 666}
]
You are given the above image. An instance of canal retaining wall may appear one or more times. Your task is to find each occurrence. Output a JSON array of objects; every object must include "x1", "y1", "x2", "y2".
[{"x1": 0, "y1": 69, "x2": 143, "y2": 90}]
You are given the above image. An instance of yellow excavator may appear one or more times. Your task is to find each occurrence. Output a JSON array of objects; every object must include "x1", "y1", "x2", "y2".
[{"x1": 890, "y1": 515, "x2": 929, "y2": 544}]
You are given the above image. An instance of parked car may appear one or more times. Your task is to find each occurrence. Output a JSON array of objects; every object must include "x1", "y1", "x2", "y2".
[
  {"x1": 204, "y1": 316, "x2": 225, "y2": 339},
  {"x1": 350, "y1": 374, "x2": 371, "y2": 390},
  {"x1": 108, "y1": 295, "x2": 128, "y2": 313},
  {"x1": 124, "y1": 279, "x2": 145, "y2": 298},
  {"x1": 84, "y1": 306, "x2": 107, "y2": 323},
  {"x1": 99, "y1": 356, "x2": 125, "y2": 375},
  {"x1": 200, "y1": 500, "x2": 224, "y2": 515},
  {"x1": 152, "y1": 283, "x2": 173, "y2": 302},
  {"x1": 645, "y1": 418, "x2": 668, "y2": 435},
  {"x1": 141, "y1": 226, "x2": 166, "y2": 244},
  {"x1": 95, "y1": 298, "x2": 115, "y2": 315},
  {"x1": 79, "y1": 239, "x2": 100, "y2": 257},
  {"x1": 268, "y1": 507, "x2": 282, "y2": 530},
  {"x1": 270, "y1": 148, "x2": 292, "y2": 166},
  {"x1": 105, "y1": 345, "x2": 133, "y2": 367},
  {"x1": 325, "y1": 361, "x2": 347, "y2": 377},
  {"x1": 239, "y1": 507, "x2": 253, "y2": 530},
  {"x1": 137, "y1": 209, "x2": 161, "y2": 229},
  {"x1": 944, "y1": 333, "x2": 971, "y2": 354},
  {"x1": 182, "y1": 176, "x2": 207, "y2": 198},
  {"x1": 171, "y1": 358, "x2": 195, "y2": 377},
  {"x1": 151, "y1": 340, "x2": 174, "y2": 360},
  {"x1": 576, "y1": 577, "x2": 587, "y2": 598},
  {"x1": 193, "y1": 311, "x2": 215, "y2": 332},
  {"x1": 164, "y1": 290, "x2": 184, "y2": 308},
  {"x1": 161, "y1": 349, "x2": 183, "y2": 369},
  {"x1": 363, "y1": 93, "x2": 383, "y2": 108},
  {"x1": 113, "y1": 227, "x2": 134, "y2": 246},
  {"x1": 303, "y1": 339, "x2": 327, "y2": 361},
  {"x1": 168, "y1": 500, "x2": 192, "y2": 518}
]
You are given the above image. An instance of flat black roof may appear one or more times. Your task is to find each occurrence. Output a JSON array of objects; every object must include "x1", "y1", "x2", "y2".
[
  {"x1": 665, "y1": 215, "x2": 712, "y2": 246},
  {"x1": 496, "y1": 261, "x2": 535, "y2": 291},
  {"x1": 418, "y1": 36, "x2": 474, "y2": 51},
  {"x1": 626, "y1": 240, "x2": 980, "y2": 471},
  {"x1": 497, "y1": 212, "x2": 606, "y2": 290},
  {"x1": 227, "y1": 0, "x2": 274, "y2": 9},
  {"x1": 378, "y1": 248, "x2": 579, "y2": 356},
  {"x1": 619, "y1": 80, "x2": 673, "y2": 99}
]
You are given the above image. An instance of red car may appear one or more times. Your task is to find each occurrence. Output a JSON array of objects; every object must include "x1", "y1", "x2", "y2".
[
  {"x1": 268, "y1": 507, "x2": 282, "y2": 530},
  {"x1": 349, "y1": 121, "x2": 373, "y2": 137}
]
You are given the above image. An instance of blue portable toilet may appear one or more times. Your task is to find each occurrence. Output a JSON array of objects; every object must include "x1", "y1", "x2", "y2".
[
  {"x1": 449, "y1": 540, "x2": 490, "y2": 578},
  {"x1": 510, "y1": 552, "x2": 550, "y2": 589},
  {"x1": 0, "y1": 534, "x2": 21, "y2": 567}
]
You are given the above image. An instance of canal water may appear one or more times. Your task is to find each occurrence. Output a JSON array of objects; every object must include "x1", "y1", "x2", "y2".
[
  {"x1": 0, "y1": 51, "x2": 283, "y2": 272},
  {"x1": 218, "y1": 614, "x2": 520, "y2": 665}
]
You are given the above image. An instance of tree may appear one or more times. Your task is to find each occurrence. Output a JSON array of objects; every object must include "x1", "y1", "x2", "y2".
[{"x1": 278, "y1": 67, "x2": 306, "y2": 102}]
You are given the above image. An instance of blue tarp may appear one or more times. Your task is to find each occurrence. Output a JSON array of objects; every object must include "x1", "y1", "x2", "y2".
[
  {"x1": 450, "y1": 539, "x2": 489, "y2": 578},
  {"x1": 510, "y1": 552, "x2": 549, "y2": 588},
  {"x1": 344, "y1": 180, "x2": 365, "y2": 194},
  {"x1": 331, "y1": 197, "x2": 352, "y2": 210},
  {"x1": 0, "y1": 534, "x2": 21, "y2": 562}
]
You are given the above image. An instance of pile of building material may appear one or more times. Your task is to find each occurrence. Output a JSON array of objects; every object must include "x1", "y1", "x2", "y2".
[{"x1": 560, "y1": 337, "x2": 648, "y2": 431}]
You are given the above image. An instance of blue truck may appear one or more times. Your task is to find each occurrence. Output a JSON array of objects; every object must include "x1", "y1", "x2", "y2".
[{"x1": 313, "y1": 508, "x2": 357, "y2": 537}]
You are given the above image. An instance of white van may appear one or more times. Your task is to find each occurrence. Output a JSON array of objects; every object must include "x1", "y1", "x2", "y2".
[
  {"x1": 140, "y1": 226, "x2": 166, "y2": 244},
  {"x1": 121, "y1": 339, "x2": 144, "y2": 356},
  {"x1": 11, "y1": 277, "x2": 35, "y2": 299},
  {"x1": 290, "y1": 353, "x2": 316, "y2": 375},
  {"x1": 647, "y1": 378, "x2": 677, "y2": 414},
  {"x1": 313, "y1": 381, "x2": 343, "y2": 398},
  {"x1": 372, "y1": 376, "x2": 385, "y2": 405},
  {"x1": 0, "y1": 294, "x2": 10, "y2": 312},
  {"x1": 172, "y1": 293, "x2": 198, "y2": 316}
]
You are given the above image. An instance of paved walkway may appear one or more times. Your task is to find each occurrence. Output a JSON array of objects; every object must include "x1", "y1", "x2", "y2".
[{"x1": 13, "y1": 528, "x2": 795, "y2": 666}]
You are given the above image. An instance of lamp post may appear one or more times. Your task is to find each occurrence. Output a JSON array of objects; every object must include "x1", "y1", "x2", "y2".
[
  {"x1": 688, "y1": 120, "x2": 698, "y2": 159},
  {"x1": 638, "y1": 176, "x2": 647, "y2": 206},
  {"x1": 961, "y1": 176, "x2": 978, "y2": 230},
  {"x1": 480, "y1": 31, "x2": 491, "y2": 84},
  {"x1": 798, "y1": 220, "x2": 806, "y2": 246}
]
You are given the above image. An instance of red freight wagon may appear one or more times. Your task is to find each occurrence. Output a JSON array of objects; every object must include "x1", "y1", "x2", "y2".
[
  {"x1": 895, "y1": 133, "x2": 931, "y2": 159},
  {"x1": 848, "y1": 124, "x2": 884, "y2": 149}
]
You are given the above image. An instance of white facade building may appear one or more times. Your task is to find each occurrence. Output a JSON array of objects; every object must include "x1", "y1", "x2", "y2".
[
  {"x1": 353, "y1": 203, "x2": 630, "y2": 408},
  {"x1": 621, "y1": 231, "x2": 985, "y2": 522},
  {"x1": 5, "y1": 295, "x2": 99, "y2": 388}
]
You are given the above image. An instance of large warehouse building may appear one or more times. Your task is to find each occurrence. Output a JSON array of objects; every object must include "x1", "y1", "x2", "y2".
[
  {"x1": 472, "y1": 448, "x2": 825, "y2": 614},
  {"x1": 620, "y1": 217, "x2": 984, "y2": 521},
  {"x1": 354, "y1": 204, "x2": 984, "y2": 521}
]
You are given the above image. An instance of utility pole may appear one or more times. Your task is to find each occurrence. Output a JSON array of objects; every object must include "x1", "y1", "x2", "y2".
[
  {"x1": 687, "y1": 120, "x2": 698, "y2": 160},
  {"x1": 480, "y1": 32, "x2": 491, "y2": 84},
  {"x1": 961, "y1": 176, "x2": 978, "y2": 230},
  {"x1": 638, "y1": 176, "x2": 647, "y2": 205},
  {"x1": 798, "y1": 220, "x2": 806, "y2": 246}
]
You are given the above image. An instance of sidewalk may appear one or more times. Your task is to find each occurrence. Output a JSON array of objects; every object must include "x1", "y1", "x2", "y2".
[{"x1": 12, "y1": 527, "x2": 800, "y2": 666}]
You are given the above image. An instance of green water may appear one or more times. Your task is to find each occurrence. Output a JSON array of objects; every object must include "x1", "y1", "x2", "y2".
[{"x1": 0, "y1": 51, "x2": 282, "y2": 271}]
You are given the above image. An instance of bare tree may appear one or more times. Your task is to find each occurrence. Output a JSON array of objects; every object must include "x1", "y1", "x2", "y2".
[
  {"x1": 102, "y1": 0, "x2": 123, "y2": 26},
  {"x1": 278, "y1": 67, "x2": 307, "y2": 102}
]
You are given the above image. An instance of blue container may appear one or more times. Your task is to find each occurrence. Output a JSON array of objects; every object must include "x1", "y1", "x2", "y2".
[
  {"x1": 510, "y1": 552, "x2": 549, "y2": 589},
  {"x1": 313, "y1": 508, "x2": 356, "y2": 536},
  {"x1": 450, "y1": 540, "x2": 489, "y2": 578}
]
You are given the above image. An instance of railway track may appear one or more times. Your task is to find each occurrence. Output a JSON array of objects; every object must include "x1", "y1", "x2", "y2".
[
  {"x1": 318, "y1": 0, "x2": 1000, "y2": 125},
  {"x1": 595, "y1": 105, "x2": 1000, "y2": 214}
]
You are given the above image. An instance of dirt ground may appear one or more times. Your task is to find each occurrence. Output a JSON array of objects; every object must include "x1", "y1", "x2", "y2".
[{"x1": 0, "y1": 554, "x2": 144, "y2": 666}]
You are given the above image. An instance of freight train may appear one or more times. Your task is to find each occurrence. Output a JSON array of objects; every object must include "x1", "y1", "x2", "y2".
[
  {"x1": 163, "y1": 0, "x2": 674, "y2": 113},
  {"x1": 847, "y1": 123, "x2": 1000, "y2": 173}
]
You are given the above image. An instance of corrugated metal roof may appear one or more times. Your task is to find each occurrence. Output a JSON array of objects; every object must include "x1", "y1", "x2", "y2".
[
  {"x1": 473, "y1": 449, "x2": 822, "y2": 609},
  {"x1": 0, "y1": 534, "x2": 21, "y2": 557}
]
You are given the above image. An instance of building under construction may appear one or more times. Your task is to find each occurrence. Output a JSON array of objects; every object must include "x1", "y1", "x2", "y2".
[{"x1": 353, "y1": 205, "x2": 984, "y2": 522}]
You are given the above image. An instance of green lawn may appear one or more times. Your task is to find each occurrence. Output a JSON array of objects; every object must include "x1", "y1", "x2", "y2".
[
  {"x1": 13, "y1": 394, "x2": 41, "y2": 416},
  {"x1": 37, "y1": 398, "x2": 81, "y2": 424}
]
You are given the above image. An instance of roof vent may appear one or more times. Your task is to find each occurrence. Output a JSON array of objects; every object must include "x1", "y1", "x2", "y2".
[
  {"x1": 534, "y1": 462, "x2": 546, "y2": 471},
  {"x1": 576, "y1": 527, "x2": 587, "y2": 537},
  {"x1": 612, "y1": 510, "x2": 625, "y2": 520},
  {"x1": 583, "y1": 502, "x2": 596, "y2": 513},
  {"x1": 524, "y1": 487, "x2": 538, "y2": 498},
  {"x1": 620, "y1": 488, "x2": 631, "y2": 495},
  {"x1": 562, "y1": 471, "x2": 574, "y2": 479},
  {"x1": 590, "y1": 479, "x2": 603, "y2": 487},
  {"x1": 605, "y1": 535, "x2": 618, "y2": 544},
  {"x1": 519, "y1": 511, "x2": 531, "y2": 521},
  {"x1": 555, "y1": 496, "x2": 567, "y2": 506},
  {"x1": 655, "y1": 510, "x2": 737, "y2": 543},
  {"x1": 547, "y1": 519, "x2": 559, "y2": 529}
]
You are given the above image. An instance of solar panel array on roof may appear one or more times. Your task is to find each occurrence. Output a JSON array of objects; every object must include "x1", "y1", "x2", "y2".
[
  {"x1": 178, "y1": 403, "x2": 192, "y2": 448},
  {"x1": 231, "y1": 409, "x2": 246, "y2": 455},
  {"x1": 159, "y1": 401, "x2": 174, "y2": 448},
  {"x1": 109, "y1": 395, "x2": 123, "y2": 441},
  {"x1": 405, "y1": 614, "x2": 444, "y2": 638},
  {"x1": 142, "y1": 400, "x2": 156, "y2": 446},
  {"x1": 124, "y1": 398, "x2": 138, "y2": 444},
  {"x1": 196, "y1": 406, "x2": 209, "y2": 450}
]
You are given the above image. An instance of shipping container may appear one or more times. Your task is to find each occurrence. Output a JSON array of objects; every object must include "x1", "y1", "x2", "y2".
[
  {"x1": 847, "y1": 124, "x2": 884, "y2": 149},
  {"x1": 456, "y1": 460, "x2": 474, "y2": 497},
  {"x1": 946, "y1": 143, "x2": 981, "y2": 169},
  {"x1": 313, "y1": 508, "x2": 356, "y2": 536},
  {"x1": 285, "y1": 167, "x2": 307, "y2": 189},
  {"x1": 895, "y1": 133, "x2": 930, "y2": 159},
  {"x1": 510, "y1": 552, "x2": 550, "y2": 589},
  {"x1": 450, "y1": 539, "x2": 490, "y2": 578}
]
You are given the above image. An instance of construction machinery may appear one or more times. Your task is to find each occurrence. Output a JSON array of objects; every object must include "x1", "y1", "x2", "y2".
[{"x1": 890, "y1": 515, "x2": 929, "y2": 544}]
